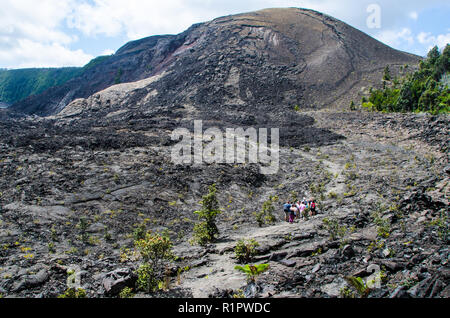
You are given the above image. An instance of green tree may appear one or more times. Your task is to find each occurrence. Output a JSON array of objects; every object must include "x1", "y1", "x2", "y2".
[
  {"x1": 434, "y1": 44, "x2": 450, "y2": 81},
  {"x1": 191, "y1": 184, "x2": 222, "y2": 245},
  {"x1": 254, "y1": 198, "x2": 276, "y2": 227},
  {"x1": 114, "y1": 68, "x2": 123, "y2": 84},
  {"x1": 427, "y1": 46, "x2": 441, "y2": 67},
  {"x1": 0, "y1": 68, "x2": 81, "y2": 104},
  {"x1": 362, "y1": 46, "x2": 449, "y2": 115},
  {"x1": 383, "y1": 66, "x2": 391, "y2": 81},
  {"x1": 396, "y1": 80, "x2": 415, "y2": 112}
]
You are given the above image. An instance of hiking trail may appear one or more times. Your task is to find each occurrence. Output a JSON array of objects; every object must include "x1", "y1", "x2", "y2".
[{"x1": 177, "y1": 145, "x2": 349, "y2": 297}]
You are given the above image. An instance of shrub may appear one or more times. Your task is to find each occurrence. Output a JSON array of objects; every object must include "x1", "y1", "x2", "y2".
[
  {"x1": 371, "y1": 210, "x2": 391, "y2": 238},
  {"x1": 77, "y1": 217, "x2": 89, "y2": 243},
  {"x1": 119, "y1": 287, "x2": 135, "y2": 299},
  {"x1": 134, "y1": 231, "x2": 175, "y2": 293},
  {"x1": 345, "y1": 276, "x2": 370, "y2": 298},
  {"x1": 340, "y1": 286, "x2": 356, "y2": 298},
  {"x1": 328, "y1": 191, "x2": 338, "y2": 199},
  {"x1": 234, "y1": 239, "x2": 259, "y2": 263},
  {"x1": 254, "y1": 198, "x2": 276, "y2": 227},
  {"x1": 191, "y1": 184, "x2": 222, "y2": 245},
  {"x1": 58, "y1": 288, "x2": 87, "y2": 298},
  {"x1": 133, "y1": 222, "x2": 147, "y2": 241},
  {"x1": 428, "y1": 210, "x2": 448, "y2": 241},
  {"x1": 136, "y1": 264, "x2": 157, "y2": 293},
  {"x1": 322, "y1": 218, "x2": 348, "y2": 241}
]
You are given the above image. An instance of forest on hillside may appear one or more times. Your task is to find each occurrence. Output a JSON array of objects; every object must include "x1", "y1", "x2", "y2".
[
  {"x1": 359, "y1": 45, "x2": 450, "y2": 115},
  {"x1": 0, "y1": 67, "x2": 82, "y2": 105}
]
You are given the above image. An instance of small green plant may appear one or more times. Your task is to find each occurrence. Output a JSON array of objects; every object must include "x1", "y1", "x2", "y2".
[
  {"x1": 340, "y1": 286, "x2": 356, "y2": 298},
  {"x1": 322, "y1": 218, "x2": 348, "y2": 241},
  {"x1": 232, "y1": 289, "x2": 246, "y2": 298},
  {"x1": 58, "y1": 288, "x2": 87, "y2": 298},
  {"x1": 234, "y1": 239, "x2": 259, "y2": 263},
  {"x1": 136, "y1": 264, "x2": 156, "y2": 293},
  {"x1": 345, "y1": 276, "x2": 370, "y2": 298},
  {"x1": 235, "y1": 264, "x2": 270, "y2": 282},
  {"x1": 119, "y1": 287, "x2": 135, "y2": 298},
  {"x1": 176, "y1": 266, "x2": 190, "y2": 285},
  {"x1": 311, "y1": 247, "x2": 322, "y2": 257},
  {"x1": 371, "y1": 211, "x2": 392, "y2": 239},
  {"x1": 48, "y1": 242, "x2": 56, "y2": 254},
  {"x1": 401, "y1": 278, "x2": 418, "y2": 289},
  {"x1": 328, "y1": 191, "x2": 338, "y2": 199},
  {"x1": 77, "y1": 217, "x2": 89, "y2": 243},
  {"x1": 428, "y1": 210, "x2": 448, "y2": 241}
]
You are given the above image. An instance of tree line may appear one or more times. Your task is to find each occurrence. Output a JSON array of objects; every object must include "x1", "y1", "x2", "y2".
[{"x1": 358, "y1": 45, "x2": 450, "y2": 115}]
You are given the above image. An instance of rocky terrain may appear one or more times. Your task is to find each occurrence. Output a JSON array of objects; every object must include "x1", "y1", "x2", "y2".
[
  {"x1": 0, "y1": 106, "x2": 448, "y2": 298},
  {"x1": 0, "y1": 8, "x2": 448, "y2": 299}
]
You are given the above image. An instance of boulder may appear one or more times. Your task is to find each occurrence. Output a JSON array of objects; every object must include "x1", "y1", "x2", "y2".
[
  {"x1": 341, "y1": 245, "x2": 355, "y2": 259},
  {"x1": 269, "y1": 251, "x2": 288, "y2": 262},
  {"x1": 102, "y1": 268, "x2": 136, "y2": 296},
  {"x1": 11, "y1": 269, "x2": 49, "y2": 293},
  {"x1": 311, "y1": 264, "x2": 321, "y2": 273},
  {"x1": 279, "y1": 259, "x2": 296, "y2": 267}
]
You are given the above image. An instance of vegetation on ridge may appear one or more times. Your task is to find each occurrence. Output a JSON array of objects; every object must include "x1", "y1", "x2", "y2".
[
  {"x1": 0, "y1": 68, "x2": 81, "y2": 104},
  {"x1": 0, "y1": 55, "x2": 113, "y2": 105},
  {"x1": 359, "y1": 45, "x2": 450, "y2": 115}
]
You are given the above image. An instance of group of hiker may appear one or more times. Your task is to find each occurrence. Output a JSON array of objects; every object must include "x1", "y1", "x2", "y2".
[{"x1": 283, "y1": 199, "x2": 317, "y2": 224}]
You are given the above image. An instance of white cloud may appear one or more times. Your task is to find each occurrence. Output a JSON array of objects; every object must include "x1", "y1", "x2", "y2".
[
  {"x1": 409, "y1": 11, "x2": 419, "y2": 21},
  {"x1": 100, "y1": 49, "x2": 116, "y2": 56},
  {"x1": 0, "y1": 0, "x2": 92, "y2": 68},
  {"x1": 0, "y1": 39, "x2": 93, "y2": 69},
  {"x1": 376, "y1": 28, "x2": 415, "y2": 48},
  {"x1": 0, "y1": 0, "x2": 74, "y2": 43},
  {"x1": 66, "y1": 0, "x2": 220, "y2": 40},
  {"x1": 417, "y1": 31, "x2": 450, "y2": 52}
]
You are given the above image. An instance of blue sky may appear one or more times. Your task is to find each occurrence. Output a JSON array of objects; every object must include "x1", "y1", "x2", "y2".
[{"x1": 0, "y1": 0, "x2": 449, "y2": 69}]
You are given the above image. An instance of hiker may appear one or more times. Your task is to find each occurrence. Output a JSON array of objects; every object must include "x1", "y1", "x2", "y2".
[
  {"x1": 302, "y1": 198, "x2": 308, "y2": 209},
  {"x1": 295, "y1": 201, "x2": 301, "y2": 219},
  {"x1": 310, "y1": 200, "x2": 317, "y2": 216},
  {"x1": 283, "y1": 201, "x2": 292, "y2": 223},
  {"x1": 289, "y1": 205, "x2": 298, "y2": 224},
  {"x1": 299, "y1": 201, "x2": 306, "y2": 219}
]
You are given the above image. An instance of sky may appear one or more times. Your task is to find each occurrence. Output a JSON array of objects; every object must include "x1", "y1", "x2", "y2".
[{"x1": 0, "y1": 0, "x2": 449, "y2": 69}]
